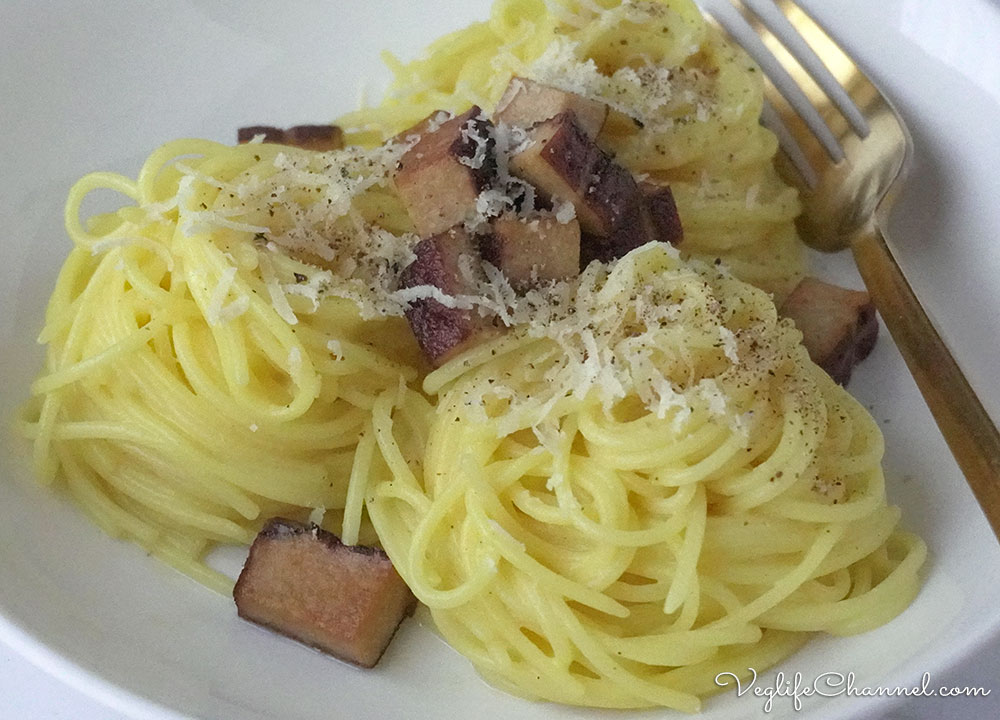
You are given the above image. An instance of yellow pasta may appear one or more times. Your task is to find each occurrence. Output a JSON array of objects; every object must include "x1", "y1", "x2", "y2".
[
  {"x1": 368, "y1": 244, "x2": 924, "y2": 711},
  {"x1": 20, "y1": 138, "x2": 429, "y2": 592},
  {"x1": 19, "y1": 0, "x2": 924, "y2": 713},
  {"x1": 339, "y1": 0, "x2": 805, "y2": 299}
]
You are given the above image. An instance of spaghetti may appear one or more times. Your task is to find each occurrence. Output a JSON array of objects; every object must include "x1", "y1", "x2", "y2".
[
  {"x1": 19, "y1": 0, "x2": 925, "y2": 712},
  {"x1": 20, "y1": 138, "x2": 429, "y2": 591},
  {"x1": 339, "y1": 0, "x2": 806, "y2": 299},
  {"x1": 367, "y1": 244, "x2": 925, "y2": 711}
]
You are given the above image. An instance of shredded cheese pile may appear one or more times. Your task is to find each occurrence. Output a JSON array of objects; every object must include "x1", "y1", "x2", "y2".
[
  {"x1": 176, "y1": 139, "x2": 423, "y2": 322},
  {"x1": 426, "y1": 243, "x2": 793, "y2": 438}
]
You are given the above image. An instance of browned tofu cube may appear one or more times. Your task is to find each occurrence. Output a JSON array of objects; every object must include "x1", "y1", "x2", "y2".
[
  {"x1": 283, "y1": 125, "x2": 345, "y2": 151},
  {"x1": 509, "y1": 113, "x2": 652, "y2": 267},
  {"x1": 509, "y1": 113, "x2": 602, "y2": 231},
  {"x1": 577, "y1": 185, "x2": 658, "y2": 265},
  {"x1": 237, "y1": 124, "x2": 344, "y2": 151},
  {"x1": 493, "y1": 77, "x2": 608, "y2": 140},
  {"x1": 780, "y1": 277, "x2": 879, "y2": 385},
  {"x1": 398, "y1": 226, "x2": 494, "y2": 366},
  {"x1": 481, "y1": 212, "x2": 581, "y2": 290},
  {"x1": 237, "y1": 125, "x2": 286, "y2": 144},
  {"x1": 394, "y1": 107, "x2": 497, "y2": 237},
  {"x1": 640, "y1": 181, "x2": 683, "y2": 247},
  {"x1": 233, "y1": 519, "x2": 416, "y2": 668}
]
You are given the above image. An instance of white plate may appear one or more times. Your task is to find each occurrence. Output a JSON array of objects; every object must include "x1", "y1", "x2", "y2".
[{"x1": 2, "y1": 1, "x2": 999, "y2": 718}]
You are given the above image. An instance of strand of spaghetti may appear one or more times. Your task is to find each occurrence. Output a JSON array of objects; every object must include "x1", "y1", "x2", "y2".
[
  {"x1": 136, "y1": 138, "x2": 232, "y2": 203},
  {"x1": 31, "y1": 321, "x2": 162, "y2": 395},
  {"x1": 42, "y1": 249, "x2": 120, "y2": 371},
  {"x1": 341, "y1": 417, "x2": 377, "y2": 546},
  {"x1": 293, "y1": 325, "x2": 419, "y2": 381},
  {"x1": 462, "y1": 474, "x2": 630, "y2": 618},
  {"x1": 664, "y1": 483, "x2": 707, "y2": 613},
  {"x1": 581, "y1": 414, "x2": 732, "y2": 471},
  {"x1": 18, "y1": 414, "x2": 260, "y2": 518},
  {"x1": 664, "y1": 630, "x2": 811, "y2": 698},
  {"x1": 371, "y1": 390, "x2": 420, "y2": 489},
  {"x1": 151, "y1": 539, "x2": 234, "y2": 595},
  {"x1": 177, "y1": 234, "x2": 255, "y2": 391},
  {"x1": 423, "y1": 333, "x2": 536, "y2": 395},
  {"x1": 118, "y1": 257, "x2": 182, "y2": 310},
  {"x1": 811, "y1": 508, "x2": 900, "y2": 577},
  {"x1": 710, "y1": 412, "x2": 820, "y2": 502},
  {"x1": 36, "y1": 249, "x2": 96, "y2": 344},
  {"x1": 714, "y1": 523, "x2": 847, "y2": 628},
  {"x1": 368, "y1": 476, "x2": 433, "y2": 516},
  {"x1": 30, "y1": 391, "x2": 63, "y2": 484},
  {"x1": 64, "y1": 172, "x2": 139, "y2": 245},
  {"x1": 56, "y1": 446, "x2": 160, "y2": 546},
  {"x1": 170, "y1": 321, "x2": 313, "y2": 423},
  {"x1": 759, "y1": 532, "x2": 926, "y2": 634},
  {"x1": 551, "y1": 599, "x2": 702, "y2": 711},
  {"x1": 77, "y1": 442, "x2": 251, "y2": 543},
  {"x1": 403, "y1": 478, "x2": 498, "y2": 608}
]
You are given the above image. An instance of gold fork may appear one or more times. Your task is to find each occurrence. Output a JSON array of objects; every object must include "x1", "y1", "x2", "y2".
[{"x1": 702, "y1": 0, "x2": 1000, "y2": 539}]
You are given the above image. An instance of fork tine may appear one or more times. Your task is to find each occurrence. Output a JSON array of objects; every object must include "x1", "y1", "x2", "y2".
[
  {"x1": 760, "y1": 100, "x2": 818, "y2": 189},
  {"x1": 699, "y1": 1, "x2": 837, "y2": 190},
  {"x1": 702, "y1": 0, "x2": 845, "y2": 164},
  {"x1": 743, "y1": 0, "x2": 870, "y2": 138}
]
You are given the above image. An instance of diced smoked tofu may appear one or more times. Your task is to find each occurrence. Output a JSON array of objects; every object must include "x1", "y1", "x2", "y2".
[
  {"x1": 509, "y1": 113, "x2": 652, "y2": 267},
  {"x1": 577, "y1": 166, "x2": 653, "y2": 266},
  {"x1": 237, "y1": 125, "x2": 344, "y2": 151},
  {"x1": 481, "y1": 212, "x2": 581, "y2": 290},
  {"x1": 640, "y1": 181, "x2": 684, "y2": 247},
  {"x1": 398, "y1": 226, "x2": 493, "y2": 366},
  {"x1": 493, "y1": 77, "x2": 609, "y2": 140},
  {"x1": 394, "y1": 107, "x2": 497, "y2": 237},
  {"x1": 508, "y1": 113, "x2": 602, "y2": 231},
  {"x1": 233, "y1": 518, "x2": 416, "y2": 669},
  {"x1": 238, "y1": 125, "x2": 286, "y2": 144},
  {"x1": 283, "y1": 125, "x2": 345, "y2": 151},
  {"x1": 780, "y1": 277, "x2": 879, "y2": 385}
]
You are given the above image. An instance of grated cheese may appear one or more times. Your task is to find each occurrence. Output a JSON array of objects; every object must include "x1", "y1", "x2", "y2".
[
  {"x1": 473, "y1": 188, "x2": 514, "y2": 227},
  {"x1": 205, "y1": 265, "x2": 238, "y2": 326},
  {"x1": 526, "y1": 20, "x2": 716, "y2": 133},
  {"x1": 719, "y1": 326, "x2": 739, "y2": 363},
  {"x1": 553, "y1": 198, "x2": 577, "y2": 224},
  {"x1": 457, "y1": 117, "x2": 492, "y2": 170},
  {"x1": 431, "y1": 244, "x2": 779, "y2": 436},
  {"x1": 258, "y1": 250, "x2": 298, "y2": 325},
  {"x1": 697, "y1": 378, "x2": 729, "y2": 417},
  {"x1": 282, "y1": 268, "x2": 336, "y2": 314},
  {"x1": 216, "y1": 294, "x2": 249, "y2": 325},
  {"x1": 175, "y1": 139, "x2": 425, "y2": 322},
  {"x1": 542, "y1": 0, "x2": 590, "y2": 30},
  {"x1": 308, "y1": 506, "x2": 326, "y2": 526},
  {"x1": 288, "y1": 346, "x2": 303, "y2": 375}
]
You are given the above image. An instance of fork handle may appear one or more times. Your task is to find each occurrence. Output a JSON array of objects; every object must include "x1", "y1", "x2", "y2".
[{"x1": 851, "y1": 226, "x2": 1000, "y2": 540}]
